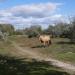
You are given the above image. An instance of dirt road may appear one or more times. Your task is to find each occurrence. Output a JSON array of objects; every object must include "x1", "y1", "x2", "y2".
[{"x1": 11, "y1": 41, "x2": 75, "y2": 74}]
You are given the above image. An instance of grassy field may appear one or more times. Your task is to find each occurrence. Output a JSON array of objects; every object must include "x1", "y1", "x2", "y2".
[
  {"x1": 9, "y1": 35, "x2": 75, "y2": 64},
  {"x1": 0, "y1": 55, "x2": 70, "y2": 75},
  {"x1": 0, "y1": 38, "x2": 22, "y2": 57},
  {"x1": 0, "y1": 40, "x2": 15, "y2": 55},
  {"x1": 0, "y1": 35, "x2": 73, "y2": 75}
]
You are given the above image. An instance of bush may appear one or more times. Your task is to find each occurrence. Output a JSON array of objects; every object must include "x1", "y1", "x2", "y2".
[
  {"x1": 24, "y1": 25, "x2": 42, "y2": 38},
  {"x1": 68, "y1": 18, "x2": 75, "y2": 42},
  {"x1": 0, "y1": 24, "x2": 15, "y2": 35},
  {"x1": 27, "y1": 31, "x2": 38, "y2": 38}
]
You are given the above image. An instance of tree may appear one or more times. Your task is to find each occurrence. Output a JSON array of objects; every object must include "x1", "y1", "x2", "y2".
[
  {"x1": 42, "y1": 25, "x2": 54, "y2": 35},
  {"x1": 24, "y1": 25, "x2": 42, "y2": 38},
  {"x1": 0, "y1": 24, "x2": 15, "y2": 35},
  {"x1": 68, "y1": 18, "x2": 75, "y2": 42}
]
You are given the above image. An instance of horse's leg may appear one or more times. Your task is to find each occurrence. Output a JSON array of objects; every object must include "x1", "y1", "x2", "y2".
[
  {"x1": 40, "y1": 39, "x2": 43, "y2": 43},
  {"x1": 47, "y1": 41, "x2": 50, "y2": 47},
  {"x1": 45, "y1": 41, "x2": 48, "y2": 47},
  {"x1": 49, "y1": 40, "x2": 52, "y2": 45},
  {"x1": 47, "y1": 40, "x2": 51, "y2": 47},
  {"x1": 47, "y1": 41, "x2": 49, "y2": 47},
  {"x1": 43, "y1": 41, "x2": 46, "y2": 47}
]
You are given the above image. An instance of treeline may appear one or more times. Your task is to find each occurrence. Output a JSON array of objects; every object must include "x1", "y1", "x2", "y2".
[
  {"x1": 0, "y1": 17, "x2": 75, "y2": 42},
  {"x1": 21, "y1": 18, "x2": 75, "y2": 43}
]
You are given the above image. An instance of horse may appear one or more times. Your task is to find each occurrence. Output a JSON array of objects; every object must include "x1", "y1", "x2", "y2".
[{"x1": 39, "y1": 35, "x2": 52, "y2": 47}]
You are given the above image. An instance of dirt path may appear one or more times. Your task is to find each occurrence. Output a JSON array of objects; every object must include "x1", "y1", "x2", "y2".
[{"x1": 11, "y1": 41, "x2": 75, "y2": 74}]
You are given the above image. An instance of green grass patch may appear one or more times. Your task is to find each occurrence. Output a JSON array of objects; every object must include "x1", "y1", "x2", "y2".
[
  {"x1": 55, "y1": 52, "x2": 75, "y2": 63},
  {"x1": 0, "y1": 55, "x2": 70, "y2": 75},
  {"x1": 16, "y1": 36, "x2": 75, "y2": 63},
  {"x1": 2, "y1": 35, "x2": 75, "y2": 64}
]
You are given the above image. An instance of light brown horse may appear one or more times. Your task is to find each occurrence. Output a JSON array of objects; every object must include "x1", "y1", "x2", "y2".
[{"x1": 39, "y1": 35, "x2": 51, "y2": 47}]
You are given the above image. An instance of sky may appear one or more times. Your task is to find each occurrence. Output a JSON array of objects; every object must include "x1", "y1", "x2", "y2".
[{"x1": 0, "y1": 0, "x2": 75, "y2": 29}]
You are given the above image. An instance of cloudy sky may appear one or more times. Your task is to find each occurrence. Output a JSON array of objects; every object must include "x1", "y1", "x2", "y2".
[{"x1": 0, "y1": 0, "x2": 75, "y2": 29}]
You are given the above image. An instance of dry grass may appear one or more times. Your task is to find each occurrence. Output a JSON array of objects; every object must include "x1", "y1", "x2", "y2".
[
  {"x1": 0, "y1": 35, "x2": 75, "y2": 64},
  {"x1": 9, "y1": 35, "x2": 75, "y2": 64},
  {"x1": 0, "y1": 35, "x2": 75, "y2": 74}
]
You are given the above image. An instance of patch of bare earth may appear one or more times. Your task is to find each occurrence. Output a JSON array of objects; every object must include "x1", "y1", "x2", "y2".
[{"x1": 11, "y1": 41, "x2": 75, "y2": 74}]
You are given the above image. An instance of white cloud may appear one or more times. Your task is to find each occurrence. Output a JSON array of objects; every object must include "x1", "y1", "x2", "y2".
[
  {"x1": 0, "y1": 11, "x2": 12, "y2": 17},
  {"x1": 0, "y1": 2, "x2": 64, "y2": 29},
  {"x1": 8, "y1": 2, "x2": 61, "y2": 18}
]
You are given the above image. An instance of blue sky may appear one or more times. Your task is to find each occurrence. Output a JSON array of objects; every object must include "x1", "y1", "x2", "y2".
[{"x1": 0, "y1": 0, "x2": 75, "y2": 29}]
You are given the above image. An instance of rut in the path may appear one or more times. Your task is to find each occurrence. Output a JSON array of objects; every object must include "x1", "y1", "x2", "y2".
[{"x1": 11, "y1": 41, "x2": 75, "y2": 74}]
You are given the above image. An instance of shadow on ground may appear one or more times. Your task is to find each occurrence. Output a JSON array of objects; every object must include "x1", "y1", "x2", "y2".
[
  {"x1": 0, "y1": 55, "x2": 70, "y2": 75},
  {"x1": 31, "y1": 45, "x2": 45, "y2": 48},
  {"x1": 57, "y1": 41, "x2": 75, "y2": 44}
]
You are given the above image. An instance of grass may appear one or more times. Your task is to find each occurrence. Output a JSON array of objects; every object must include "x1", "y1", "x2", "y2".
[
  {"x1": 0, "y1": 39, "x2": 19, "y2": 57},
  {"x1": 0, "y1": 35, "x2": 75, "y2": 74},
  {"x1": 9, "y1": 35, "x2": 75, "y2": 64},
  {"x1": 55, "y1": 52, "x2": 75, "y2": 63},
  {"x1": 0, "y1": 55, "x2": 70, "y2": 75}
]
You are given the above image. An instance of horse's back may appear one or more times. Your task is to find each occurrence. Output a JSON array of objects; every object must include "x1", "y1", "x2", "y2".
[{"x1": 39, "y1": 35, "x2": 51, "y2": 41}]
